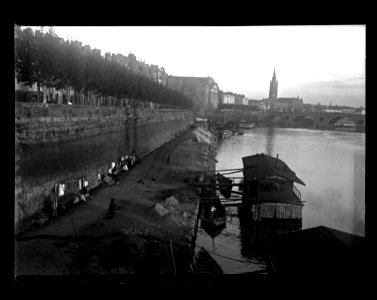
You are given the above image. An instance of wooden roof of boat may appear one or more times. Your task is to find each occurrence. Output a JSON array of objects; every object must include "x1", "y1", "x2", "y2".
[{"x1": 242, "y1": 153, "x2": 305, "y2": 185}]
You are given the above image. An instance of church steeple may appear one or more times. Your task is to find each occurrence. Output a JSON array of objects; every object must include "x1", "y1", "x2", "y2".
[{"x1": 269, "y1": 68, "x2": 278, "y2": 100}]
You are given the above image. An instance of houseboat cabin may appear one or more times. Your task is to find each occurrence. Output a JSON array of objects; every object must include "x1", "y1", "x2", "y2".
[{"x1": 242, "y1": 153, "x2": 305, "y2": 222}]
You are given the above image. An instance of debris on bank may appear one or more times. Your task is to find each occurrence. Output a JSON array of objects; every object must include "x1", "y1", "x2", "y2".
[
  {"x1": 167, "y1": 126, "x2": 217, "y2": 175},
  {"x1": 191, "y1": 126, "x2": 213, "y2": 144}
]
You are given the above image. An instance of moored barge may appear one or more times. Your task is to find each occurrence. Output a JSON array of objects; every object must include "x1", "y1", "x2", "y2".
[{"x1": 241, "y1": 153, "x2": 305, "y2": 224}]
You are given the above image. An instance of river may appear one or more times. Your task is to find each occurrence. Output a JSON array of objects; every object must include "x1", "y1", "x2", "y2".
[{"x1": 194, "y1": 127, "x2": 365, "y2": 274}]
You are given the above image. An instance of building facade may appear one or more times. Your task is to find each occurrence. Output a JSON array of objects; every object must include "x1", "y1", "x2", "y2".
[
  {"x1": 234, "y1": 93, "x2": 245, "y2": 105},
  {"x1": 222, "y1": 92, "x2": 236, "y2": 105},
  {"x1": 102, "y1": 52, "x2": 168, "y2": 86},
  {"x1": 167, "y1": 76, "x2": 219, "y2": 111}
]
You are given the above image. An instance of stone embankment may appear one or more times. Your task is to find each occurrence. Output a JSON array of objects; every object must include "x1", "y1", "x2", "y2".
[
  {"x1": 15, "y1": 125, "x2": 217, "y2": 275},
  {"x1": 15, "y1": 102, "x2": 193, "y2": 231}
]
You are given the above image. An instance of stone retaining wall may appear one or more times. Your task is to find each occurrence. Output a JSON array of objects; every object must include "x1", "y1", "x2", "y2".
[{"x1": 15, "y1": 103, "x2": 193, "y2": 231}]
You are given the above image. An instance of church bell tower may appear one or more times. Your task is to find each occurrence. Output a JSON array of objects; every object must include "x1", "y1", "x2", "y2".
[{"x1": 269, "y1": 68, "x2": 278, "y2": 100}]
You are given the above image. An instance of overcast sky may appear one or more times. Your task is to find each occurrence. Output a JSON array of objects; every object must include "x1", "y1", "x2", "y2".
[{"x1": 22, "y1": 25, "x2": 365, "y2": 107}]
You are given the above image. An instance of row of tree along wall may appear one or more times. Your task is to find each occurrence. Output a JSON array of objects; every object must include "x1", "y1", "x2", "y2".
[
  {"x1": 15, "y1": 102, "x2": 193, "y2": 232},
  {"x1": 15, "y1": 27, "x2": 192, "y2": 109}
]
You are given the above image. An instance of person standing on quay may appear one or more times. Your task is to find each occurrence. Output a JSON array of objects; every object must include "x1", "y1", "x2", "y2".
[{"x1": 108, "y1": 198, "x2": 119, "y2": 219}]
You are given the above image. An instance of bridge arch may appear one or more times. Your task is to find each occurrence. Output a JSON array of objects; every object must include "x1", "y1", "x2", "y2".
[
  {"x1": 262, "y1": 114, "x2": 282, "y2": 123},
  {"x1": 328, "y1": 116, "x2": 355, "y2": 126},
  {"x1": 301, "y1": 117, "x2": 315, "y2": 127},
  {"x1": 292, "y1": 115, "x2": 307, "y2": 123}
]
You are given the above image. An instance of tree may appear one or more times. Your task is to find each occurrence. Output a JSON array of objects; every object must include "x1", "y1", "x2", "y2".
[
  {"x1": 15, "y1": 27, "x2": 193, "y2": 109},
  {"x1": 15, "y1": 28, "x2": 39, "y2": 93}
]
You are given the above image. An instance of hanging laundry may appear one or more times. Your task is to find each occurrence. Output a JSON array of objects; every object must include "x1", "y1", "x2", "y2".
[{"x1": 58, "y1": 184, "x2": 65, "y2": 196}]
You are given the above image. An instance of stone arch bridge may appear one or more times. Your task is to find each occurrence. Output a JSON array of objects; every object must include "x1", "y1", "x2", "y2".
[{"x1": 210, "y1": 110, "x2": 365, "y2": 131}]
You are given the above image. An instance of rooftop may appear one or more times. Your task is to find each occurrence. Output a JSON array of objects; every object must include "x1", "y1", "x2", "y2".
[{"x1": 242, "y1": 153, "x2": 305, "y2": 185}]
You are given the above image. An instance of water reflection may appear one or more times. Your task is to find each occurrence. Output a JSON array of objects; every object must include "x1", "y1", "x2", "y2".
[
  {"x1": 265, "y1": 127, "x2": 275, "y2": 156},
  {"x1": 353, "y1": 151, "x2": 365, "y2": 235},
  {"x1": 237, "y1": 205, "x2": 301, "y2": 258},
  {"x1": 196, "y1": 203, "x2": 303, "y2": 274}
]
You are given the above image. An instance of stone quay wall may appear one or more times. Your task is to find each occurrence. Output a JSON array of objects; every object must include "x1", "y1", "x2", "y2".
[{"x1": 15, "y1": 102, "x2": 193, "y2": 231}]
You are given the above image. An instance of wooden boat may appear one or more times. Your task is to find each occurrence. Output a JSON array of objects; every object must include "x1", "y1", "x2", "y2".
[
  {"x1": 233, "y1": 130, "x2": 244, "y2": 136},
  {"x1": 192, "y1": 247, "x2": 223, "y2": 274},
  {"x1": 199, "y1": 193, "x2": 227, "y2": 235},
  {"x1": 239, "y1": 122, "x2": 255, "y2": 129},
  {"x1": 201, "y1": 216, "x2": 227, "y2": 226},
  {"x1": 200, "y1": 218, "x2": 226, "y2": 238},
  {"x1": 192, "y1": 153, "x2": 305, "y2": 224},
  {"x1": 242, "y1": 153, "x2": 305, "y2": 222},
  {"x1": 221, "y1": 130, "x2": 233, "y2": 138}
]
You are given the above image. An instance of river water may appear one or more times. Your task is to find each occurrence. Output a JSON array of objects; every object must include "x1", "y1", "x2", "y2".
[{"x1": 195, "y1": 127, "x2": 365, "y2": 274}]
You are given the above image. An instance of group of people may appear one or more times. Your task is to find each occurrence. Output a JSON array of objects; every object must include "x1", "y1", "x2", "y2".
[
  {"x1": 102, "y1": 150, "x2": 139, "y2": 185},
  {"x1": 73, "y1": 179, "x2": 90, "y2": 204},
  {"x1": 42, "y1": 151, "x2": 140, "y2": 224}
]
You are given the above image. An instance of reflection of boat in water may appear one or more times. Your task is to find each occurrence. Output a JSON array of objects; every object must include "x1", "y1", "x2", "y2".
[
  {"x1": 191, "y1": 247, "x2": 223, "y2": 274},
  {"x1": 239, "y1": 209, "x2": 302, "y2": 257}
]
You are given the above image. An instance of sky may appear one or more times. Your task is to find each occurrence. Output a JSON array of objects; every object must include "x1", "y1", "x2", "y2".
[{"x1": 22, "y1": 25, "x2": 366, "y2": 107}]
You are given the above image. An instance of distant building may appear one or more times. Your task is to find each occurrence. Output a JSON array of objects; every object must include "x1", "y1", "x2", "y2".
[
  {"x1": 234, "y1": 94, "x2": 245, "y2": 105},
  {"x1": 92, "y1": 48, "x2": 101, "y2": 56},
  {"x1": 167, "y1": 76, "x2": 219, "y2": 110},
  {"x1": 342, "y1": 108, "x2": 356, "y2": 114},
  {"x1": 356, "y1": 108, "x2": 366, "y2": 115},
  {"x1": 273, "y1": 97, "x2": 303, "y2": 111},
  {"x1": 105, "y1": 52, "x2": 111, "y2": 61},
  {"x1": 138, "y1": 60, "x2": 150, "y2": 77},
  {"x1": 149, "y1": 64, "x2": 159, "y2": 82},
  {"x1": 128, "y1": 53, "x2": 139, "y2": 73},
  {"x1": 248, "y1": 99, "x2": 263, "y2": 110},
  {"x1": 324, "y1": 108, "x2": 343, "y2": 114},
  {"x1": 222, "y1": 92, "x2": 236, "y2": 105},
  {"x1": 158, "y1": 67, "x2": 168, "y2": 86},
  {"x1": 72, "y1": 40, "x2": 82, "y2": 52},
  {"x1": 269, "y1": 68, "x2": 278, "y2": 100},
  {"x1": 267, "y1": 69, "x2": 303, "y2": 111},
  {"x1": 102, "y1": 51, "x2": 168, "y2": 86},
  {"x1": 82, "y1": 45, "x2": 91, "y2": 56}
]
